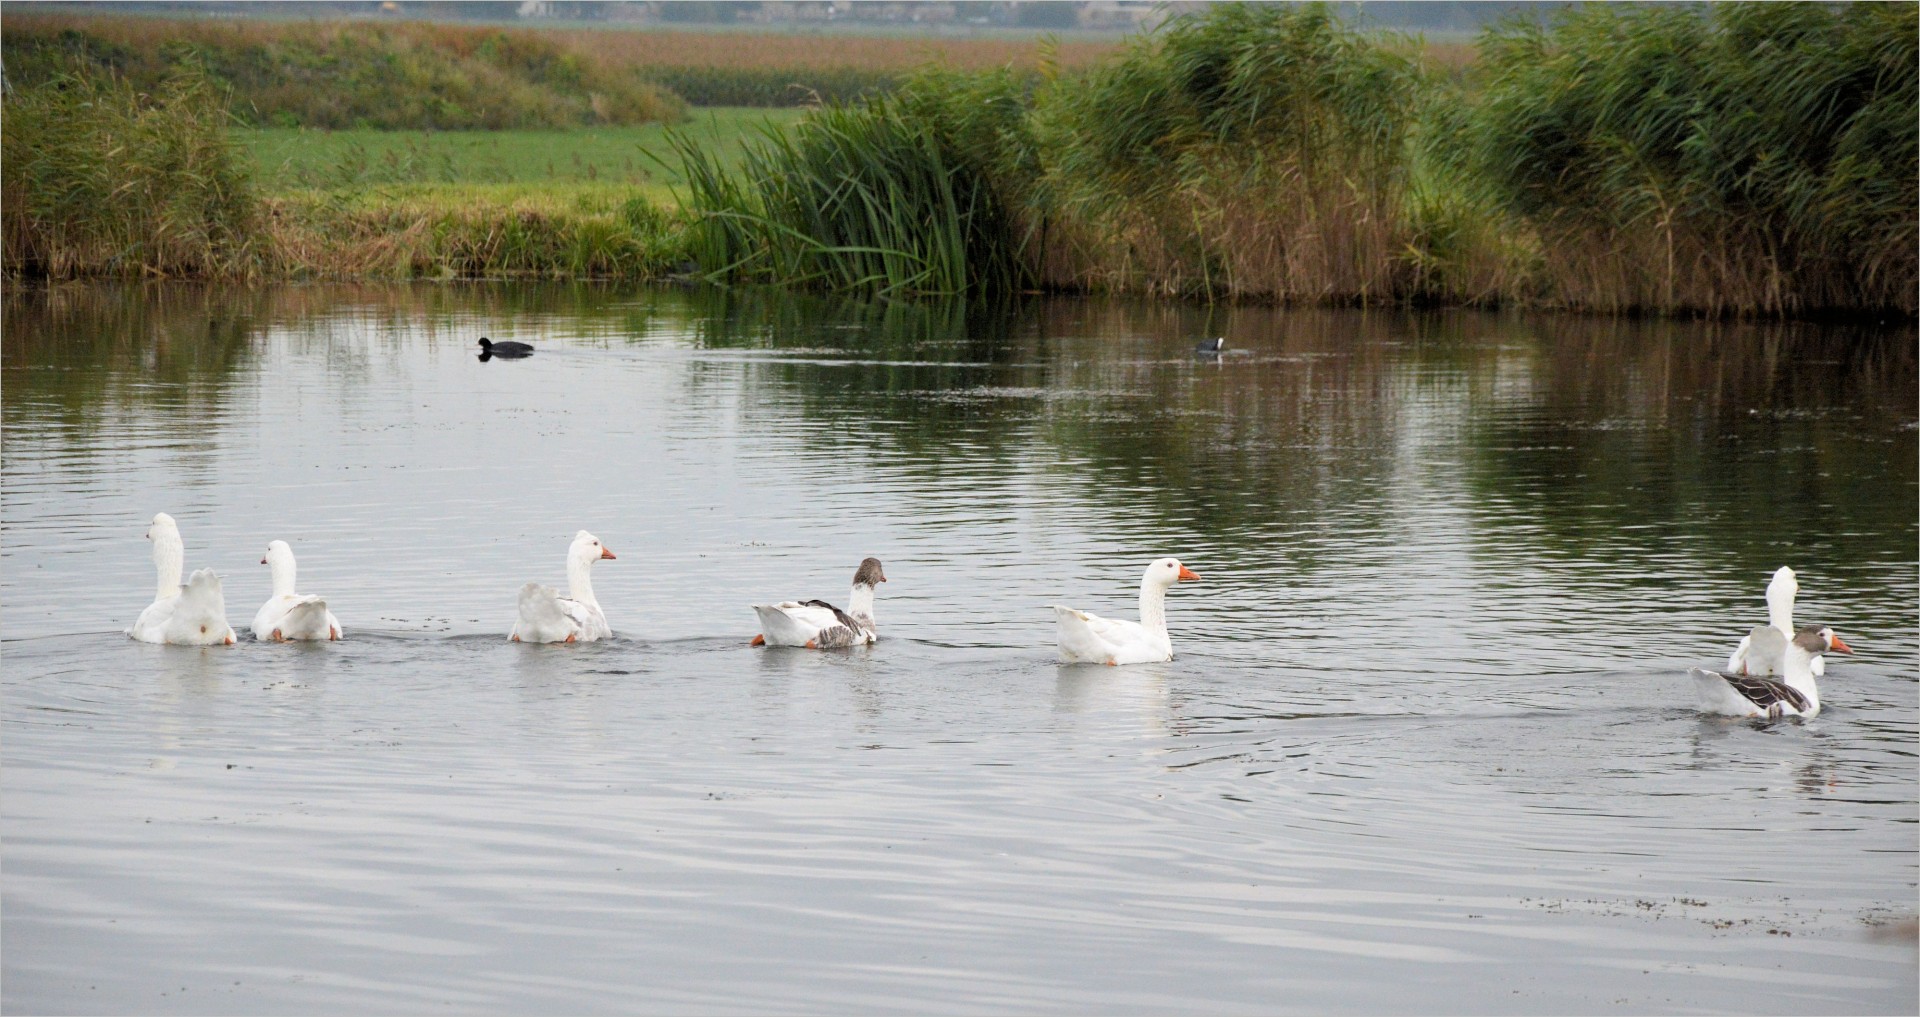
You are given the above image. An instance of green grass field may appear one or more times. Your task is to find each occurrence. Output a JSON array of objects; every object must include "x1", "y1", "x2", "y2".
[{"x1": 244, "y1": 107, "x2": 804, "y2": 203}]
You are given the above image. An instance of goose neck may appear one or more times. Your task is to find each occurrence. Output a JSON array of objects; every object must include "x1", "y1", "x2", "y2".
[
  {"x1": 270, "y1": 555, "x2": 297, "y2": 598},
  {"x1": 1781, "y1": 644, "x2": 1821, "y2": 695},
  {"x1": 1137, "y1": 579, "x2": 1170, "y2": 636},
  {"x1": 153, "y1": 533, "x2": 185, "y2": 599},
  {"x1": 566, "y1": 555, "x2": 600, "y2": 608},
  {"x1": 848, "y1": 583, "x2": 876, "y2": 625},
  {"x1": 1765, "y1": 588, "x2": 1795, "y2": 637}
]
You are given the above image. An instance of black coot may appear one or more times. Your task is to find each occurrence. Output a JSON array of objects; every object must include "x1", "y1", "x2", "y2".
[
  {"x1": 1194, "y1": 337, "x2": 1225, "y2": 355},
  {"x1": 478, "y1": 337, "x2": 534, "y2": 359}
]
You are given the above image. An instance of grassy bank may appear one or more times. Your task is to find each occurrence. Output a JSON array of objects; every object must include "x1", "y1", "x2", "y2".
[
  {"x1": 243, "y1": 109, "x2": 799, "y2": 280},
  {"x1": 7, "y1": 4, "x2": 1913, "y2": 317},
  {"x1": 682, "y1": 3, "x2": 1917, "y2": 315},
  {"x1": 6, "y1": 74, "x2": 800, "y2": 281},
  {"x1": 245, "y1": 109, "x2": 806, "y2": 194},
  {"x1": 2, "y1": 12, "x2": 686, "y2": 129},
  {"x1": 266, "y1": 184, "x2": 683, "y2": 280}
]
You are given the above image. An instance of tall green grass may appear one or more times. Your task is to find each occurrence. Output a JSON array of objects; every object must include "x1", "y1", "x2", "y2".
[
  {"x1": 1453, "y1": 2, "x2": 1917, "y2": 316},
  {"x1": 2, "y1": 69, "x2": 272, "y2": 279},
  {"x1": 7, "y1": 2, "x2": 1910, "y2": 316},
  {"x1": 1036, "y1": 4, "x2": 1426, "y2": 301},
  {"x1": 674, "y1": 81, "x2": 1034, "y2": 299}
]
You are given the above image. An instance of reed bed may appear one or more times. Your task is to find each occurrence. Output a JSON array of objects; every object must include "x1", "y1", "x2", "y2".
[
  {"x1": 680, "y1": 2, "x2": 1914, "y2": 315},
  {"x1": 1453, "y1": 2, "x2": 1918, "y2": 316},
  {"x1": 268, "y1": 186, "x2": 684, "y2": 280},
  {"x1": 7, "y1": 3, "x2": 1912, "y2": 317},
  {"x1": 545, "y1": 26, "x2": 1117, "y2": 73},
  {"x1": 1036, "y1": 4, "x2": 1424, "y2": 302},
  {"x1": 675, "y1": 82, "x2": 1032, "y2": 299},
  {"x1": 1, "y1": 69, "x2": 272, "y2": 280},
  {"x1": 553, "y1": 26, "x2": 1113, "y2": 106}
]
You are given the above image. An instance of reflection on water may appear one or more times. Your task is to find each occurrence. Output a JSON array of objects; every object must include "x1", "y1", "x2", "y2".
[{"x1": 3, "y1": 282, "x2": 1915, "y2": 1014}]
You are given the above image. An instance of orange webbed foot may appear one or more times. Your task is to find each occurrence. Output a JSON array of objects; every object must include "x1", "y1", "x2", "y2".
[{"x1": 751, "y1": 634, "x2": 765, "y2": 646}]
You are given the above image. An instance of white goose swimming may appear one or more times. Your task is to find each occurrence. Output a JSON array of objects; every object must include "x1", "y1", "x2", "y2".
[
  {"x1": 752, "y1": 557, "x2": 886, "y2": 648},
  {"x1": 128, "y1": 512, "x2": 235, "y2": 645},
  {"x1": 1053, "y1": 558, "x2": 1200, "y2": 665},
  {"x1": 510, "y1": 530, "x2": 616, "y2": 643},
  {"x1": 252, "y1": 540, "x2": 342, "y2": 641},
  {"x1": 1690, "y1": 625, "x2": 1852, "y2": 719},
  {"x1": 1726, "y1": 566, "x2": 1824, "y2": 676}
]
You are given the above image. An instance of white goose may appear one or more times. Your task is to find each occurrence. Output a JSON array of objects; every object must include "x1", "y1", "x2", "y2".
[
  {"x1": 128, "y1": 512, "x2": 235, "y2": 646},
  {"x1": 252, "y1": 540, "x2": 342, "y2": 641},
  {"x1": 1726, "y1": 566, "x2": 1824, "y2": 676},
  {"x1": 752, "y1": 557, "x2": 886, "y2": 648},
  {"x1": 510, "y1": 530, "x2": 616, "y2": 643},
  {"x1": 1053, "y1": 558, "x2": 1200, "y2": 665},
  {"x1": 1690, "y1": 625, "x2": 1852, "y2": 719}
]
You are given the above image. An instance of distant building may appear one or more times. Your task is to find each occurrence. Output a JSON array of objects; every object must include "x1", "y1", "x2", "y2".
[
  {"x1": 1077, "y1": 1, "x2": 1169, "y2": 30},
  {"x1": 749, "y1": 1, "x2": 842, "y2": 22}
]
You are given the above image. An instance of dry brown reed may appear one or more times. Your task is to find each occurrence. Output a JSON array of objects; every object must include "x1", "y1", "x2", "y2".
[
  {"x1": 544, "y1": 25, "x2": 1117, "y2": 73},
  {"x1": 262, "y1": 189, "x2": 683, "y2": 280}
]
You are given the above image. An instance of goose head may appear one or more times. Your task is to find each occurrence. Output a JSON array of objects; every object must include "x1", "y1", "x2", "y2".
[
  {"x1": 1793, "y1": 625, "x2": 1852, "y2": 657},
  {"x1": 147, "y1": 512, "x2": 180, "y2": 544},
  {"x1": 570, "y1": 530, "x2": 616, "y2": 566},
  {"x1": 852, "y1": 557, "x2": 887, "y2": 588},
  {"x1": 1766, "y1": 566, "x2": 1799, "y2": 606},
  {"x1": 146, "y1": 512, "x2": 185, "y2": 595},
  {"x1": 1144, "y1": 557, "x2": 1201, "y2": 588},
  {"x1": 261, "y1": 539, "x2": 298, "y2": 596},
  {"x1": 1762, "y1": 566, "x2": 1800, "y2": 633},
  {"x1": 260, "y1": 539, "x2": 294, "y2": 568}
]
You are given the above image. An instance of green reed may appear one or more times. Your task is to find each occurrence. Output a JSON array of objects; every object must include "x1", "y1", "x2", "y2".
[
  {"x1": 2, "y1": 68, "x2": 272, "y2": 279},
  {"x1": 1035, "y1": 3, "x2": 1426, "y2": 301},
  {"x1": 1452, "y1": 2, "x2": 1917, "y2": 316},
  {"x1": 673, "y1": 86, "x2": 1034, "y2": 299}
]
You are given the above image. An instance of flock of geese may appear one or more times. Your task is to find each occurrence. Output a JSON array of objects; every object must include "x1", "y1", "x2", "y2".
[{"x1": 128, "y1": 512, "x2": 1852, "y2": 720}]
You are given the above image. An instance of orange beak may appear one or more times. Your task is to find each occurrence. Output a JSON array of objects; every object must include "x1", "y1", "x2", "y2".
[
  {"x1": 260, "y1": 557, "x2": 268, "y2": 565},
  {"x1": 601, "y1": 547, "x2": 617, "y2": 560},
  {"x1": 1828, "y1": 634, "x2": 1853, "y2": 654},
  {"x1": 1177, "y1": 565, "x2": 1200, "y2": 582}
]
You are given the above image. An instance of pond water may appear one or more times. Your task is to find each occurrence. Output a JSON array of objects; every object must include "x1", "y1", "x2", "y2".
[{"x1": 3, "y1": 282, "x2": 1916, "y2": 1015}]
